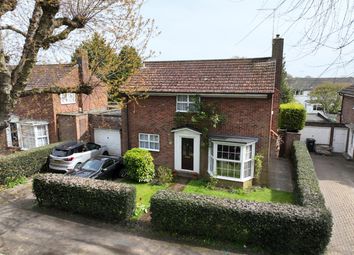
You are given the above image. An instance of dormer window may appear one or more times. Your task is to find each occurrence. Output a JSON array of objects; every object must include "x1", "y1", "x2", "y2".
[{"x1": 176, "y1": 95, "x2": 199, "y2": 112}]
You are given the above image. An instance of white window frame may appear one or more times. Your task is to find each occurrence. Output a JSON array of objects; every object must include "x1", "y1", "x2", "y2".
[
  {"x1": 34, "y1": 124, "x2": 50, "y2": 147},
  {"x1": 176, "y1": 95, "x2": 200, "y2": 112},
  {"x1": 20, "y1": 122, "x2": 49, "y2": 150},
  {"x1": 208, "y1": 141, "x2": 256, "y2": 182},
  {"x1": 139, "y1": 133, "x2": 160, "y2": 152},
  {"x1": 60, "y1": 93, "x2": 76, "y2": 105}
]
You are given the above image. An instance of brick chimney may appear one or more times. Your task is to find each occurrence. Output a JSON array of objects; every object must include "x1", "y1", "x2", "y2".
[
  {"x1": 77, "y1": 49, "x2": 90, "y2": 85},
  {"x1": 272, "y1": 34, "x2": 284, "y2": 90}
]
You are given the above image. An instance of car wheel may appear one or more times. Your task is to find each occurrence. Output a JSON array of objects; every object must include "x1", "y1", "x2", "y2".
[
  {"x1": 103, "y1": 151, "x2": 109, "y2": 156},
  {"x1": 74, "y1": 163, "x2": 82, "y2": 170},
  {"x1": 119, "y1": 168, "x2": 127, "y2": 178}
]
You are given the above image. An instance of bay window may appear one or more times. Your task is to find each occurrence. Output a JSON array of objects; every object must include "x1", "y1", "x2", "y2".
[
  {"x1": 209, "y1": 141, "x2": 256, "y2": 181},
  {"x1": 21, "y1": 122, "x2": 49, "y2": 149}
]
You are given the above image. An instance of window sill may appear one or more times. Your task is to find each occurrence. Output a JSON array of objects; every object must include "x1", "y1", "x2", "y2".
[
  {"x1": 61, "y1": 102, "x2": 76, "y2": 105},
  {"x1": 139, "y1": 147, "x2": 160, "y2": 152},
  {"x1": 208, "y1": 171, "x2": 253, "y2": 182}
]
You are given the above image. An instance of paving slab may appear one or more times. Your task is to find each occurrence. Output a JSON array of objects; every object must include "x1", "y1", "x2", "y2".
[{"x1": 312, "y1": 154, "x2": 354, "y2": 255}]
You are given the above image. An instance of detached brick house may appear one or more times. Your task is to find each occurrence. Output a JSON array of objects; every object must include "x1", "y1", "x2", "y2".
[
  {"x1": 0, "y1": 54, "x2": 108, "y2": 151},
  {"x1": 339, "y1": 85, "x2": 354, "y2": 158},
  {"x1": 120, "y1": 36, "x2": 284, "y2": 186}
]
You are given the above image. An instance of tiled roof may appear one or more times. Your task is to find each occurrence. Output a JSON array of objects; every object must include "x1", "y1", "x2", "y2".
[
  {"x1": 23, "y1": 64, "x2": 77, "y2": 90},
  {"x1": 339, "y1": 84, "x2": 354, "y2": 96},
  {"x1": 121, "y1": 58, "x2": 276, "y2": 94},
  {"x1": 288, "y1": 77, "x2": 354, "y2": 91}
]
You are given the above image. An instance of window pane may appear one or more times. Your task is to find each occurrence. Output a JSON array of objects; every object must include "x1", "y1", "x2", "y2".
[
  {"x1": 188, "y1": 102, "x2": 197, "y2": 112},
  {"x1": 150, "y1": 135, "x2": 159, "y2": 142},
  {"x1": 177, "y1": 102, "x2": 188, "y2": 111},
  {"x1": 246, "y1": 145, "x2": 252, "y2": 160},
  {"x1": 177, "y1": 95, "x2": 188, "y2": 102},
  {"x1": 244, "y1": 161, "x2": 252, "y2": 178},
  {"x1": 216, "y1": 160, "x2": 240, "y2": 178},
  {"x1": 217, "y1": 145, "x2": 240, "y2": 161},
  {"x1": 139, "y1": 134, "x2": 148, "y2": 141}
]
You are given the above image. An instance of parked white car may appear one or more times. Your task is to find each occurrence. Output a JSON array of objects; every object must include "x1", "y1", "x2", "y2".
[{"x1": 49, "y1": 141, "x2": 109, "y2": 173}]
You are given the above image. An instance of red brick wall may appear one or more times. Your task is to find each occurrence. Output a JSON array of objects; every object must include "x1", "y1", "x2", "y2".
[
  {"x1": 341, "y1": 95, "x2": 354, "y2": 124},
  {"x1": 13, "y1": 94, "x2": 57, "y2": 142},
  {"x1": 122, "y1": 95, "x2": 273, "y2": 175}
]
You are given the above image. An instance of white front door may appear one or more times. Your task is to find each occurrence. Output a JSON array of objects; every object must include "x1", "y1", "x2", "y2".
[{"x1": 172, "y1": 128, "x2": 201, "y2": 173}]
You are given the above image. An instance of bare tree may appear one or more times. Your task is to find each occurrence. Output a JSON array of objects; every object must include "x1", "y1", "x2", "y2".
[
  {"x1": 0, "y1": 0, "x2": 155, "y2": 130},
  {"x1": 274, "y1": 1, "x2": 354, "y2": 60}
]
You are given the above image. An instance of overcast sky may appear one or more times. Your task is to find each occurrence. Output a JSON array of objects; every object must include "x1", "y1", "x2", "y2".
[{"x1": 141, "y1": 0, "x2": 354, "y2": 78}]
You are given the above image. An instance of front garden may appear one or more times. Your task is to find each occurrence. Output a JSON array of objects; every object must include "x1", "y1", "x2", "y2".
[{"x1": 1, "y1": 142, "x2": 332, "y2": 254}]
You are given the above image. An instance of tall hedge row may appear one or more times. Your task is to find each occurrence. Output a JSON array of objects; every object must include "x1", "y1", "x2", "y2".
[
  {"x1": 0, "y1": 143, "x2": 60, "y2": 184},
  {"x1": 150, "y1": 140, "x2": 333, "y2": 254},
  {"x1": 33, "y1": 174, "x2": 136, "y2": 221},
  {"x1": 292, "y1": 141, "x2": 326, "y2": 208},
  {"x1": 151, "y1": 191, "x2": 332, "y2": 255},
  {"x1": 279, "y1": 102, "x2": 306, "y2": 131}
]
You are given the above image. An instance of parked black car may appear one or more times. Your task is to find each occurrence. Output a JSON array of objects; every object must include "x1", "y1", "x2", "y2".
[{"x1": 66, "y1": 155, "x2": 126, "y2": 180}]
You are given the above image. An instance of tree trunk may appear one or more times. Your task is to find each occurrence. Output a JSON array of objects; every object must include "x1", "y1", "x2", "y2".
[{"x1": 0, "y1": 33, "x2": 13, "y2": 130}]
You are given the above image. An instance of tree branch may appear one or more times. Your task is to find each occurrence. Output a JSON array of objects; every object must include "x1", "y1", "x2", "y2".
[{"x1": 0, "y1": 25, "x2": 26, "y2": 37}]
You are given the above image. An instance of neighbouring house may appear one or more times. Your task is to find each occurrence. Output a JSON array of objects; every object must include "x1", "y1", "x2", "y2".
[
  {"x1": 0, "y1": 53, "x2": 116, "y2": 152},
  {"x1": 299, "y1": 113, "x2": 348, "y2": 154},
  {"x1": 339, "y1": 85, "x2": 354, "y2": 159},
  {"x1": 120, "y1": 35, "x2": 284, "y2": 187},
  {"x1": 288, "y1": 76, "x2": 354, "y2": 113}
]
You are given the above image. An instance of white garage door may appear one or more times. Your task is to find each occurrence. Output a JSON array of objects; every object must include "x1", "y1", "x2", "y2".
[
  {"x1": 300, "y1": 126, "x2": 331, "y2": 145},
  {"x1": 94, "y1": 129, "x2": 121, "y2": 156},
  {"x1": 333, "y1": 128, "x2": 348, "y2": 153}
]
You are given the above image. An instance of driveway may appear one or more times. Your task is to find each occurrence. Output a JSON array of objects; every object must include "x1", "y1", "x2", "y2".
[
  {"x1": 0, "y1": 183, "x2": 250, "y2": 255},
  {"x1": 312, "y1": 154, "x2": 354, "y2": 255}
]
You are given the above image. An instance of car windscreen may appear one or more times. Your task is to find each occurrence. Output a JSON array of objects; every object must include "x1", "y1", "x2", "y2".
[
  {"x1": 81, "y1": 159, "x2": 104, "y2": 171},
  {"x1": 52, "y1": 149, "x2": 72, "y2": 157}
]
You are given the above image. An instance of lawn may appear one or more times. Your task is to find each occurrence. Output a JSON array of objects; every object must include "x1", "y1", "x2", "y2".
[
  {"x1": 120, "y1": 179, "x2": 169, "y2": 219},
  {"x1": 183, "y1": 180, "x2": 294, "y2": 204}
]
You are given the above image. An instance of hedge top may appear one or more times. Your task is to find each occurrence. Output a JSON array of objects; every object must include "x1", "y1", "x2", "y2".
[
  {"x1": 152, "y1": 189, "x2": 325, "y2": 218},
  {"x1": 34, "y1": 173, "x2": 135, "y2": 194},
  {"x1": 292, "y1": 141, "x2": 326, "y2": 208},
  {"x1": 279, "y1": 102, "x2": 305, "y2": 111}
]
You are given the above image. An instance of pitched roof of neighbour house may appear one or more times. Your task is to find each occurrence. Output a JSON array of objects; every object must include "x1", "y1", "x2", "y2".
[
  {"x1": 24, "y1": 64, "x2": 77, "y2": 91},
  {"x1": 288, "y1": 77, "x2": 354, "y2": 91},
  {"x1": 121, "y1": 58, "x2": 277, "y2": 94},
  {"x1": 339, "y1": 84, "x2": 354, "y2": 96}
]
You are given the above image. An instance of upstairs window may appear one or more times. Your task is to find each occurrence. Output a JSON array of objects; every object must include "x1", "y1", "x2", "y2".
[
  {"x1": 60, "y1": 93, "x2": 76, "y2": 104},
  {"x1": 176, "y1": 95, "x2": 199, "y2": 112}
]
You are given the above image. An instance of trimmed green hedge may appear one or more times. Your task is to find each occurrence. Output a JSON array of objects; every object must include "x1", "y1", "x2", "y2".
[
  {"x1": 150, "y1": 140, "x2": 333, "y2": 254},
  {"x1": 33, "y1": 174, "x2": 136, "y2": 221},
  {"x1": 123, "y1": 148, "x2": 155, "y2": 183},
  {"x1": 279, "y1": 102, "x2": 306, "y2": 131},
  {"x1": 0, "y1": 143, "x2": 60, "y2": 184},
  {"x1": 292, "y1": 141, "x2": 326, "y2": 208},
  {"x1": 151, "y1": 190, "x2": 332, "y2": 255}
]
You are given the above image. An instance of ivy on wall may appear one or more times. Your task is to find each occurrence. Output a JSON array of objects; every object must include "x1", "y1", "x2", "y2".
[{"x1": 174, "y1": 101, "x2": 225, "y2": 145}]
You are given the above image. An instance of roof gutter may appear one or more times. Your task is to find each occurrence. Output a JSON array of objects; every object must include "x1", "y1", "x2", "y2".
[{"x1": 126, "y1": 92, "x2": 270, "y2": 99}]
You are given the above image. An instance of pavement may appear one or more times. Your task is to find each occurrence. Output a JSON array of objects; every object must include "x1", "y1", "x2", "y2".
[
  {"x1": 312, "y1": 154, "x2": 354, "y2": 255},
  {"x1": 0, "y1": 183, "x2": 249, "y2": 255}
]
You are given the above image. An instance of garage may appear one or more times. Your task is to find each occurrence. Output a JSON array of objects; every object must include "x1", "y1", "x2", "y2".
[{"x1": 94, "y1": 128, "x2": 121, "y2": 156}]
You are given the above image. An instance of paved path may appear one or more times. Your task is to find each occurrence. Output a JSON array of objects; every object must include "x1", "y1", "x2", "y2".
[
  {"x1": 268, "y1": 157, "x2": 293, "y2": 192},
  {"x1": 312, "y1": 154, "x2": 354, "y2": 255},
  {"x1": 0, "y1": 183, "x2": 250, "y2": 255}
]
